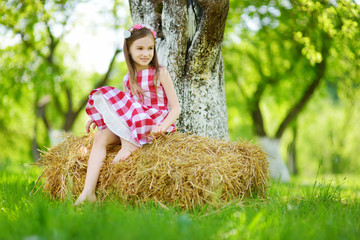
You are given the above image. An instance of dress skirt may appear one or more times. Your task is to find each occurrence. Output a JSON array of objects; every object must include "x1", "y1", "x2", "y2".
[
  {"x1": 86, "y1": 85, "x2": 176, "y2": 146},
  {"x1": 92, "y1": 92, "x2": 140, "y2": 146}
]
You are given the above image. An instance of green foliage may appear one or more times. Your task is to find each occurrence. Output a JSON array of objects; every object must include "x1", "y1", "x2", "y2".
[
  {"x1": 1, "y1": 167, "x2": 359, "y2": 240},
  {"x1": 224, "y1": 0, "x2": 360, "y2": 174},
  {"x1": 0, "y1": 0, "x2": 84, "y2": 158},
  {"x1": 0, "y1": 0, "x2": 130, "y2": 164},
  {"x1": 295, "y1": 91, "x2": 360, "y2": 174}
]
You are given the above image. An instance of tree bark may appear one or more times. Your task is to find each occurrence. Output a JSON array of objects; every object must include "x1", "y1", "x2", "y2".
[
  {"x1": 287, "y1": 124, "x2": 298, "y2": 175},
  {"x1": 129, "y1": 0, "x2": 229, "y2": 139},
  {"x1": 258, "y1": 137, "x2": 290, "y2": 182}
]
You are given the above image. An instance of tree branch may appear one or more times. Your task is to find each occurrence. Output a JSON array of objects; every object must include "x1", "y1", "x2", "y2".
[
  {"x1": 66, "y1": 86, "x2": 73, "y2": 113},
  {"x1": 245, "y1": 51, "x2": 277, "y2": 137},
  {"x1": 52, "y1": 91, "x2": 65, "y2": 115},
  {"x1": 74, "y1": 49, "x2": 122, "y2": 118},
  {"x1": 45, "y1": 23, "x2": 56, "y2": 65},
  {"x1": 250, "y1": 83, "x2": 267, "y2": 137},
  {"x1": 275, "y1": 46, "x2": 329, "y2": 138},
  {"x1": 235, "y1": 77, "x2": 249, "y2": 102},
  {"x1": 37, "y1": 95, "x2": 52, "y2": 131}
]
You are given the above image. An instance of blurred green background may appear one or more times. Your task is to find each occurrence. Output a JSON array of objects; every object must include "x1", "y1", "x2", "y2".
[{"x1": 0, "y1": 0, "x2": 359, "y2": 180}]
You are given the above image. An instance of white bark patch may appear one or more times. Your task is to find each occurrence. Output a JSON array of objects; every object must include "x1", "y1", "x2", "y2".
[
  {"x1": 187, "y1": 5, "x2": 196, "y2": 41},
  {"x1": 258, "y1": 137, "x2": 290, "y2": 182},
  {"x1": 158, "y1": 2, "x2": 187, "y2": 86}
]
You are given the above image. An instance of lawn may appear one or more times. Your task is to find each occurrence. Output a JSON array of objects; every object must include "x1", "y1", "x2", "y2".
[{"x1": 0, "y1": 163, "x2": 359, "y2": 240}]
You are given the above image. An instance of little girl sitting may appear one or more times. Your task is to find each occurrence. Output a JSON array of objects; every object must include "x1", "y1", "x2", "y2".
[{"x1": 75, "y1": 24, "x2": 181, "y2": 205}]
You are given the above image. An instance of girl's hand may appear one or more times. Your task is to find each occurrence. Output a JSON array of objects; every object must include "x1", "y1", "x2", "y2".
[
  {"x1": 86, "y1": 119, "x2": 96, "y2": 133},
  {"x1": 151, "y1": 125, "x2": 166, "y2": 138}
]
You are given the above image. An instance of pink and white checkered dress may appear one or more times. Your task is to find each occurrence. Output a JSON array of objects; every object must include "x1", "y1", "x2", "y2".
[{"x1": 85, "y1": 66, "x2": 176, "y2": 146}]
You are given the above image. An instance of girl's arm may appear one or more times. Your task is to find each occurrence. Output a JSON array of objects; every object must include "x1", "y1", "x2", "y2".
[{"x1": 151, "y1": 67, "x2": 181, "y2": 137}]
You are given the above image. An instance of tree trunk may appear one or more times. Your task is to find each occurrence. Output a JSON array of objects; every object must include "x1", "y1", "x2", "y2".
[
  {"x1": 129, "y1": 0, "x2": 229, "y2": 139},
  {"x1": 250, "y1": 39, "x2": 329, "y2": 181},
  {"x1": 287, "y1": 124, "x2": 298, "y2": 175},
  {"x1": 258, "y1": 137, "x2": 290, "y2": 182}
]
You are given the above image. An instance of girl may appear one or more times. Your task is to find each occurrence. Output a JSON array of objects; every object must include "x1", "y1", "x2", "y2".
[{"x1": 75, "y1": 24, "x2": 181, "y2": 205}]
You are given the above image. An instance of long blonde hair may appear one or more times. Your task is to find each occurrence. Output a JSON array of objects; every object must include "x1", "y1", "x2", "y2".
[{"x1": 123, "y1": 27, "x2": 160, "y2": 100}]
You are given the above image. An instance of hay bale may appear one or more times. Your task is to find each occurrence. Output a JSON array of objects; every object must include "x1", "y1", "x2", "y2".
[{"x1": 34, "y1": 132, "x2": 269, "y2": 209}]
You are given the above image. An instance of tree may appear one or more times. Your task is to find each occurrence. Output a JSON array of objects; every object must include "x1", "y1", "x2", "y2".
[
  {"x1": 224, "y1": 0, "x2": 360, "y2": 180},
  {"x1": 0, "y1": 0, "x2": 124, "y2": 160},
  {"x1": 129, "y1": 0, "x2": 230, "y2": 139}
]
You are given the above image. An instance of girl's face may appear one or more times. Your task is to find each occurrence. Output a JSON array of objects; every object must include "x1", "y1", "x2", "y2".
[{"x1": 129, "y1": 35, "x2": 155, "y2": 71}]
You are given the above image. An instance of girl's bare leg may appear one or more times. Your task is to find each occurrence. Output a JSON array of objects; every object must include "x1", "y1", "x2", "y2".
[
  {"x1": 112, "y1": 138, "x2": 139, "y2": 163},
  {"x1": 75, "y1": 128, "x2": 120, "y2": 205}
]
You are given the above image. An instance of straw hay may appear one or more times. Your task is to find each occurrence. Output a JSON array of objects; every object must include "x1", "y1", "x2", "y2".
[{"x1": 34, "y1": 132, "x2": 269, "y2": 209}]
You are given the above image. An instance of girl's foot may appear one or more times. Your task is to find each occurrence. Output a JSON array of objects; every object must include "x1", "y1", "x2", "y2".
[
  {"x1": 74, "y1": 192, "x2": 97, "y2": 206},
  {"x1": 112, "y1": 144, "x2": 139, "y2": 163}
]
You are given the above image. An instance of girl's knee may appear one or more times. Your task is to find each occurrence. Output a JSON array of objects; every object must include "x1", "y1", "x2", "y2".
[
  {"x1": 93, "y1": 130, "x2": 110, "y2": 146},
  {"x1": 93, "y1": 129, "x2": 118, "y2": 146}
]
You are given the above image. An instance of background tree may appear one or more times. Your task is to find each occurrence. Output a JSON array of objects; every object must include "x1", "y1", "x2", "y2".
[
  {"x1": 0, "y1": 0, "x2": 125, "y2": 160},
  {"x1": 224, "y1": 0, "x2": 360, "y2": 180},
  {"x1": 129, "y1": 0, "x2": 230, "y2": 139}
]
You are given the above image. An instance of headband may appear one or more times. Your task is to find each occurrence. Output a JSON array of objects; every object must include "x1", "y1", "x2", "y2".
[{"x1": 124, "y1": 24, "x2": 157, "y2": 39}]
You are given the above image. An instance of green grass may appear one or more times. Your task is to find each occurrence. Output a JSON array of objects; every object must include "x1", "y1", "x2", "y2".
[{"x1": 1, "y1": 164, "x2": 359, "y2": 240}]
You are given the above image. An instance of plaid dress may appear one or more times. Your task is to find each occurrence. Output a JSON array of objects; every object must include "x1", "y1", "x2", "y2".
[{"x1": 85, "y1": 67, "x2": 176, "y2": 146}]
